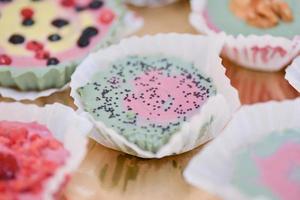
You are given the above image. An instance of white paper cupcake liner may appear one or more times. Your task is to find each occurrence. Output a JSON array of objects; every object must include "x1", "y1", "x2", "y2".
[
  {"x1": 124, "y1": 0, "x2": 178, "y2": 7},
  {"x1": 190, "y1": 0, "x2": 300, "y2": 72},
  {"x1": 70, "y1": 33, "x2": 240, "y2": 158},
  {"x1": 285, "y1": 56, "x2": 300, "y2": 92},
  {"x1": 184, "y1": 98, "x2": 300, "y2": 200},
  {"x1": 0, "y1": 102, "x2": 92, "y2": 200},
  {"x1": 0, "y1": 84, "x2": 69, "y2": 101}
]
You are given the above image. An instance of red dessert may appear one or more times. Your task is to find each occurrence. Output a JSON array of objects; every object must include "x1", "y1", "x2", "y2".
[{"x1": 0, "y1": 121, "x2": 69, "y2": 200}]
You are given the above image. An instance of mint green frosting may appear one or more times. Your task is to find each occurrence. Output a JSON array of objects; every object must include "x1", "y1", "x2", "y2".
[
  {"x1": 207, "y1": 0, "x2": 300, "y2": 38},
  {"x1": 77, "y1": 55, "x2": 216, "y2": 153},
  {"x1": 231, "y1": 129, "x2": 300, "y2": 199}
]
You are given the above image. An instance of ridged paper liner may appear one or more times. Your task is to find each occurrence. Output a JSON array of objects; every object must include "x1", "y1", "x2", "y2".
[
  {"x1": 124, "y1": 0, "x2": 178, "y2": 7},
  {"x1": 70, "y1": 33, "x2": 240, "y2": 158},
  {"x1": 184, "y1": 98, "x2": 300, "y2": 200},
  {"x1": 0, "y1": 103, "x2": 92, "y2": 200},
  {"x1": 285, "y1": 56, "x2": 300, "y2": 92},
  {"x1": 190, "y1": 0, "x2": 300, "y2": 72},
  {"x1": 0, "y1": 1, "x2": 143, "y2": 100}
]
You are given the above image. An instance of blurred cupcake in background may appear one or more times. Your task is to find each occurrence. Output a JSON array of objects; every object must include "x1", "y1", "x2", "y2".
[
  {"x1": 0, "y1": 103, "x2": 92, "y2": 200},
  {"x1": 0, "y1": 0, "x2": 142, "y2": 100},
  {"x1": 185, "y1": 98, "x2": 300, "y2": 200},
  {"x1": 190, "y1": 0, "x2": 300, "y2": 71}
]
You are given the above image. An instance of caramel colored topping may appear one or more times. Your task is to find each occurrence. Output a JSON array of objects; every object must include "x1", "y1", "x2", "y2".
[{"x1": 230, "y1": 0, "x2": 293, "y2": 28}]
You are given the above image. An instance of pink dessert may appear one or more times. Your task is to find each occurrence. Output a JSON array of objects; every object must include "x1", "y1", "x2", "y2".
[{"x1": 0, "y1": 121, "x2": 69, "y2": 200}]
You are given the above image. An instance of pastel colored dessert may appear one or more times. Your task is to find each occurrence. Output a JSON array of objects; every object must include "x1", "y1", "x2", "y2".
[
  {"x1": 190, "y1": 0, "x2": 300, "y2": 72},
  {"x1": 232, "y1": 129, "x2": 300, "y2": 200},
  {"x1": 205, "y1": 0, "x2": 299, "y2": 37},
  {"x1": 0, "y1": 121, "x2": 69, "y2": 200},
  {"x1": 0, "y1": 0, "x2": 130, "y2": 91},
  {"x1": 77, "y1": 55, "x2": 217, "y2": 153}
]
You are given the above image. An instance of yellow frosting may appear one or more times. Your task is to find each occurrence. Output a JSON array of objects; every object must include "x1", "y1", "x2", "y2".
[{"x1": 0, "y1": 0, "x2": 96, "y2": 56}]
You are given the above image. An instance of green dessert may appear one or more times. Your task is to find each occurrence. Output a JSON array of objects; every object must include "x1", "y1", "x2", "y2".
[
  {"x1": 232, "y1": 129, "x2": 300, "y2": 200},
  {"x1": 77, "y1": 55, "x2": 217, "y2": 153}
]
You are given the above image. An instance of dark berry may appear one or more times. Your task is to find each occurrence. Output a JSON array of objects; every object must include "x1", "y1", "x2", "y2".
[
  {"x1": 47, "y1": 57, "x2": 60, "y2": 66},
  {"x1": 51, "y1": 18, "x2": 69, "y2": 28},
  {"x1": 0, "y1": 0, "x2": 12, "y2": 3},
  {"x1": 0, "y1": 152, "x2": 19, "y2": 180},
  {"x1": 8, "y1": 34, "x2": 25, "y2": 44},
  {"x1": 77, "y1": 38, "x2": 90, "y2": 48},
  {"x1": 0, "y1": 54, "x2": 12, "y2": 65},
  {"x1": 22, "y1": 18, "x2": 35, "y2": 26},
  {"x1": 75, "y1": 6, "x2": 86, "y2": 12},
  {"x1": 82, "y1": 26, "x2": 98, "y2": 38},
  {"x1": 88, "y1": 0, "x2": 103, "y2": 9},
  {"x1": 48, "y1": 34, "x2": 62, "y2": 42}
]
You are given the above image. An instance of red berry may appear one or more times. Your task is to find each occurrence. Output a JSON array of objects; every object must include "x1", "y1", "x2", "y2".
[
  {"x1": 35, "y1": 50, "x2": 50, "y2": 60},
  {"x1": 99, "y1": 9, "x2": 115, "y2": 24},
  {"x1": 0, "y1": 54, "x2": 12, "y2": 65},
  {"x1": 0, "y1": 152, "x2": 19, "y2": 180},
  {"x1": 26, "y1": 41, "x2": 43, "y2": 52},
  {"x1": 61, "y1": 0, "x2": 75, "y2": 7},
  {"x1": 21, "y1": 7, "x2": 34, "y2": 19}
]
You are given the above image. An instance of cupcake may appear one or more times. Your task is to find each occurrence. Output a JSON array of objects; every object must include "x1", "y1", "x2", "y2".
[
  {"x1": 0, "y1": 103, "x2": 92, "y2": 199},
  {"x1": 286, "y1": 56, "x2": 300, "y2": 93},
  {"x1": 184, "y1": 98, "x2": 300, "y2": 200},
  {"x1": 70, "y1": 34, "x2": 240, "y2": 158},
  {"x1": 190, "y1": 0, "x2": 300, "y2": 71},
  {"x1": 0, "y1": 0, "x2": 141, "y2": 99},
  {"x1": 124, "y1": 0, "x2": 178, "y2": 7}
]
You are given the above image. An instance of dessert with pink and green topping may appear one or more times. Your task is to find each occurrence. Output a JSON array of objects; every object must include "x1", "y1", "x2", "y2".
[
  {"x1": 77, "y1": 55, "x2": 217, "y2": 153},
  {"x1": 0, "y1": 0, "x2": 133, "y2": 91},
  {"x1": 232, "y1": 129, "x2": 300, "y2": 200},
  {"x1": 0, "y1": 121, "x2": 69, "y2": 200}
]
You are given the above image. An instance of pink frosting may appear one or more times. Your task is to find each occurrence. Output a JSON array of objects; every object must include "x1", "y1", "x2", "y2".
[
  {"x1": 123, "y1": 70, "x2": 207, "y2": 123},
  {"x1": 255, "y1": 143, "x2": 300, "y2": 200}
]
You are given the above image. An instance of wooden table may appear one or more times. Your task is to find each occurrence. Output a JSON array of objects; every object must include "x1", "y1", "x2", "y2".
[{"x1": 1, "y1": 1, "x2": 299, "y2": 199}]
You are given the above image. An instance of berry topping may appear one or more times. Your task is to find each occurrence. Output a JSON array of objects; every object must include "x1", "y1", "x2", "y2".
[
  {"x1": 35, "y1": 50, "x2": 50, "y2": 60},
  {"x1": 48, "y1": 33, "x2": 62, "y2": 42},
  {"x1": 47, "y1": 57, "x2": 60, "y2": 66},
  {"x1": 99, "y1": 9, "x2": 115, "y2": 24},
  {"x1": 8, "y1": 34, "x2": 25, "y2": 45},
  {"x1": 22, "y1": 18, "x2": 35, "y2": 26},
  {"x1": 51, "y1": 18, "x2": 69, "y2": 28},
  {"x1": 82, "y1": 26, "x2": 99, "y2": 37},
  {"x1": 89, "y1": 0, "x2": 103, "y2": 10},
  {"x1": 0, "y1": 0, "x2": 12, "y2": 4},
  {"x1": 77, "y1": 38, "x2": 90, "y2": 48},
  {"x1": 26, "y1": 41, "x2": 43, "y2": 51},
  {"x1": 0, "y1": 152, "x2": 19, "y2": 180},
  {"x1": 61, "y1": 0, "x2": 75, "y2": 7},
  {"x1": 20, "y1": 7, "x2": 34, "y2": 19},
  {"x1": 75, "y1": 6, "x2": 87, "y2": 12},
  {"x1": 0, "y1": 54, "x2": 12, "y2": 65}
]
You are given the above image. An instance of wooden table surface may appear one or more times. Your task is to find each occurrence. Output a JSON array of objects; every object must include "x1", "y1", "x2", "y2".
[{"x1": 1, "y1": 1, "x2": 299, "y2": 200}]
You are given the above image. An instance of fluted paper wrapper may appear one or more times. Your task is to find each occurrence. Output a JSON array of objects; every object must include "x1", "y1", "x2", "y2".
[
  {"x1": 184, "y1": 98, "x2": 300, "y2": 200},
  {"x1": 285, "y1": 56, "x2": 300, "y2": 92},
  {"x1": 70, "y1": 33, "x2": 240, "y2": 158},
  {"x1": 190, "y1": 0, "x2": 300, "y2": 72},
  {"x1": 0, "y1": 103, "x2": 92, "y2": 200}
]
